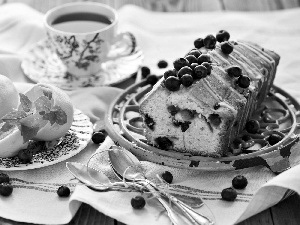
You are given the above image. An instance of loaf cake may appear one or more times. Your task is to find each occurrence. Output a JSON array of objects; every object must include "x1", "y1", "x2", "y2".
[{"x1": 140, "y1": 31, "x2": 280, "y2": 157}]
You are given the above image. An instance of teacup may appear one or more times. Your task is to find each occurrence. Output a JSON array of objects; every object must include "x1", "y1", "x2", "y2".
[{"x1": 44, "y1": 2, "x2": 136, "y2": 77}]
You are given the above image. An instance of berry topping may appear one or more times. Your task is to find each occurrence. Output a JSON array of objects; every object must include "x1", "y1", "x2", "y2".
[
  {"x1": 155, "y1": 137, "x2": 173, "y2": 150},
  {"x1": 232, "y1": 175, "x2": 248, "y2": 189},
  {"x1": 214, "y1": 103, "x2": 220, "y2": 110},
  {"x1": 157, "y1": 60, "x2": 168, "y2": 68},
  {"x1": 173, "y1": 58, "x2": 190, "y2": 71},
  {"x1": 225, "y1": 65, "x2": 242, "y2": 77},
  {"x1": 221, "y1": 41, "x2": 234, "y2": 54},
  {"x1": 185, "y1": 55, "x2": 198, "y2": 64},
  {"x1": 57, "y1": 186, "x2": 70, "y2": 197},
  {"x1": 167, "y1": 105, "x2": 180, "y2": 115},
  {"x1": 0, "y1": 173, "x2": 9, "y2": 184},
  {"x1": 177, "y1": 66, "x2": 193, "y2": 78},
  {"x1": 241, "y1": 135, "x2": 252, "y2": 141},
  {"x1": 131, "y1": 196, "x2": 146, "y2": 209},
  {"x1": 141, "y1": 66, "x2": 151, "y2": 78},
  {"x1": 181, "y1": 74, "x2": 194, "y2": 87},
  {"x1": 92, "y1": 131, "x2": 106, "y2": 144},
  {"x1": 164, "y1": 69, "x2": 177, "y2": 80},
  {"x1": 181, "y1": 121, "x2": 191, "y2": 132},
  {"x1": 201, "y1": 62, "x2": 212, "y2": 75},
  {"x1": 146, "y1": 74, "x2": 159, "y2": 85},
  {"x1": 190, "y1": 63, "x2": 199, "y2": 70},
  {"x1": 194, "y1": 38, "x2": 204, "y2": 49},
  {"x1": 238, "y1": 75, "x2": 251, "y2": 88},
  {"x1": 145, "y1": 114, "x2": 155, "y2": 130},
  {"x1": 194, "y1": 65, "x2": 208, "y2": 79},
  {"x1": 161, "y1": 171, "x2": 173, "y2": 184},
  {"x1": 245, "y1": 120, "x2": 260, "y2": 134},
  {"x1": 17, "y1": 149, "x2": 33, "y2": 164},
  {"x1": 165, "y1": 76, "x2": 181, "y2": 91},
  {"x1": 267, "y1": 134, "x2": 283, "y2": 145},
  {"x1": 197, "y1": 54, "x2": 211, "y2": 65},
  {"x1": 0, "y1": 183, "x2": 13, "y2": 197},
  {"x1": 188, "y1": 49, "x2": 202, "y2": 58},
  {"x1": 216, "y1": 30, "x2": 230, "y2": 43},
  {"x1": 203, "y1": 34, "x2": 217, "y2": 49},
  {"x1": 221, "y1": 187, "x2": 237, "y2": 201}
]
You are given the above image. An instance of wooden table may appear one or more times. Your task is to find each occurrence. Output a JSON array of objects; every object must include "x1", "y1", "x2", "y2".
[{"x1": 1, "y1": 0, "x2": 300, "y2": 224}]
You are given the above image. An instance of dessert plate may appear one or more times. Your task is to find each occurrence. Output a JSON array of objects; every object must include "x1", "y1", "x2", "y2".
[
  {"x1": 0, "y1": 109, "x2": 93, "y2": 171},
  {"x1": 105, "y1": 80, "x2": 300, "y2": 173},
  {"x1": 21, "y1": 37, "x2": 144, "y2": 90}
]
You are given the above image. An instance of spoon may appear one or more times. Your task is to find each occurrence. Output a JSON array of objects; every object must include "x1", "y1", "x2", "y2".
[{"x1": 108, "y1": 146, "x2": 214, "y2": 225}]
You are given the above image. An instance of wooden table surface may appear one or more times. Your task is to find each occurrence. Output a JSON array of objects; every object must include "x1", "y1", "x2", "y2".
[{"x1": 0, "y1": 0, "x2": 300, "y2": 225}]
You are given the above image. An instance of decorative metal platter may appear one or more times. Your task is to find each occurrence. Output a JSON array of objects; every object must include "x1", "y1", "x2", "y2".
[{"x1": 105, "y1": 80, "x2": 300, "y2": 173}]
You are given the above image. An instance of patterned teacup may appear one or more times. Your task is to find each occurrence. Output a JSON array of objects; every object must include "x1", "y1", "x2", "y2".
[{"x1": 44, "y1": 2, "x2": 135, "y2": 77}]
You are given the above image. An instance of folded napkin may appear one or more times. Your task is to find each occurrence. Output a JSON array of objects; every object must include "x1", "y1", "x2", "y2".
[{"x1": 1, "y1": 3, "x2": 300, "y2": 225}]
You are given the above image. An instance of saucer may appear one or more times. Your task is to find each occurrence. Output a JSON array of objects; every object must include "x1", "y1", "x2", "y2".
[{"x1": 21, "y1": 37, "x2": 144, "y2": 90}]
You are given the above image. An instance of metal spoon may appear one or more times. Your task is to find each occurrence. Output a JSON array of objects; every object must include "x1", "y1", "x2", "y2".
[{"x1": 108, "y1": 146, "x2": 214, "y2": 225}]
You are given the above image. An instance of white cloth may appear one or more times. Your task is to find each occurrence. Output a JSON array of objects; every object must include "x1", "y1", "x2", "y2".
[{"x1": 0, "y1": 3, "x2": 300, "y2": 225}]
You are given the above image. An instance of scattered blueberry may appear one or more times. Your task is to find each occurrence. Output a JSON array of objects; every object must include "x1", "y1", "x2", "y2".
[
  {"x1": 92, "y1": 131, "x2": 106, "y2": 144},
  {"x1": 165, "y1": 76, "x2": 181, "y2": 91},
  {"x1": 163, "y1": 69, "x2": 177, "y2": 80},
  {"x1": 141, "y1": 66, "x2": 151, "y2": 78},
  {"x1": 0, "y1": 173, "x2": 9, "y2": 184},
  {"x1": 194, "y1": 38, "x2": 204, "y2": 49},
  {"x1": 185, "y1": 55, "x2": 198, "y2": 64},
  {"x1": 190, "y1": 63, "x2": 199, "y2": 70},
  {"x1": 225, "y1": 65, "x2": 242, "y2": 77},
  {"x1": 57, "y1": 186, "x2": 70, "y2": 197},
  {"x1": 221, "y1": 187, "x2": 237, "y2": 201},
  {"x1": 203, "y1": 34, "x2": 217, "y2": 49},
  {"x1": 197, "y1": 54, "x2": 211, "y2": 65},
  {"x1": 0, "y1": 183, "x2": 13, "y2": 197},
  {"x1": 238, "y1": 75, "x2": 251, "y2": 88},
  {"x1": 267, "y1": 134, "x2": 283, "y2": 146},
  {"x1": 162, "y1": 171, "x2": 173, "y2": 184},
  {"x1": 155, "y1": 136, "x2": 173, "y2": 149},
  {"x1": 173, "y1": 58, "x2": 190, "y2": 71},
  {"x1": 221, "y1": 41, "x2": 234, "y2": 54},
  {"x1": 177, "y1": 66, "x2": 193, "y2": 78},
  {"x1": 167, "y1": 105, "x2": 180, "y2": 115},
  {"x1": 216, "y1": 30, "x2": 230, "y2": 43},
  {"x1": 245, "y1": 120, "x2": 260, "y2": 134},
  {"x1": 181, "y1": 74, "x2": 194, "y2": 87},
  {"x1": 194, "y1": 65, "x2": 208, "y2": 79},
  {"x1": 214, "y1": 103, "x2": 220, "y2": 110},
  {"x1": 157, "y1": 60, "x2": 168, "y2": 69},
  {"x1": 17, "y1": 149, "x2": 33, "y2": 164},
  {"x1": 232, "y1": 175, "x2": 248, "y2": 189},
  {"x1": 201, "y1": 62, "x2": 212, "y2": 75},
  {"x1": 146, "y1": 74, "x2": 159, "y2": 85},
  {"x1": 188, "y1": 49, "x2": 202, "y2": 58},
  {"x1": 131, "y1": 196, "x2": 146, "y2": 209}
]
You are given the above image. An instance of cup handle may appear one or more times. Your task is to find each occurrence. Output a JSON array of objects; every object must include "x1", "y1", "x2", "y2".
[{"x1": 104, "y1": 32, "x2": 137, "y2": 61}]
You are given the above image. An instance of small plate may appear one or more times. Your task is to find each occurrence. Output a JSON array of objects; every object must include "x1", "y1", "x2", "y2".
[
  {"x1": 21, "y1": 38, "x2": 144, "y2": 90},
  {"x1": 0, "y1": 109, "x2": 93, "y2": 171}
]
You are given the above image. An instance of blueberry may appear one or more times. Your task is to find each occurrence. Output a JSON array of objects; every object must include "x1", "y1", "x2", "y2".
[
  {"x1": 162, "y1": 171, "x2": 173, "y2": 184},
  {"x1": 173, "y1": 58, "x2": 190, "y2": 71},
  {"x1": 17, "y1": 149, "x2": 33, "y2": 164},
  {"x1": 57, "y1": 186, "x2": 70, "y2": 197},
  {"x1": 177, "y1": 66, "x2": 193, "y2": 78},
  {"x1": 221, "y1": 187, "x2": 237, "y2": 201},
  {"x1": 188, "y1": 49, "x2": 202, "y2": 58},
  {"x1": 216, "y1": 30, "x2": 230, "y2": 43},
  {"x1": 214, "y1": 103, "x2": 220, "y2": 110},
  {"x1": 165, "y1": 76, "x2": 181, "y2": 91},
  {"x1": 0, "y1": 173, "x2": 9, "y2": 184},
  {"x1": 92, "y1": 131, "x2": 106, "y2": 144},
  {"x1": 268, "y1": 134, "x2": 283, "y2": 146},
  {"x1": 0, "y1": 183, "x2": 13, "y2": 197},
  {"x1": 201, "y1": 62, "x2": 212, "y2": 75},
  {"x1": 241, "y1": 135, "x2": 252, "y2": 141},
  {"x1": 245, "y1": 120, "x2": 260, "y2": 134},
  {"x1": 194, "y1": 38, "x2": 204, "y2": 49},
  {"x1": 203, "y1": 34, "x2": 216, "y2": 49},
  {"x1": 221, "y1": 41, "x2": 234, "y2": 54},
  {"x1": 197, "y1": 54, "x2": 211, "y2": 65},
  {"x1": 141, "y1": 66, "x2": 151, "y2": 78},
  {"x1": 157, "y1": 60, "x2": 168, "y2": 69},
  {"x1": 155, "y1": 137, "x2": 173, "y2": 149},
  {"x1": 185, "y1": 55, "x2": 198, "y2": 64},
  {"x1": 131, "y1": 196, "x2": 146, "y2": 209},
  {"x1": 181, "y1": 74, "x2": 194, "y2": 87},
  {"x1": 194, "y1": 65, "x2": 208, "y2": 79},
  {"x1": 163, "y1": 69, "x2": 177, "y2": 80},
  {"x1": 238, "y1": 75, "x2": 251, "y2": 88},
  {"x1": 146, "y1": 74, "x2": 159, "y2": 85},
  {"x1": 167, "y1": 105, "x2": 180, "y2": 115},
  {"x1": 190, "y1": 63, "x2": 199, "y2": 70},
  {"x1": 232, "y1": 175, "x2": 248, "y2": 189},
  {"x1": 225, "y1": 65, "x2": 242, "y2": 77}
]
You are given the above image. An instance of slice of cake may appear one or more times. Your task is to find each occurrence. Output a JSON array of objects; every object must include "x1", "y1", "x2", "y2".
[{"x1": 140, "y1": 31, "x2": 280, "y2": 157}]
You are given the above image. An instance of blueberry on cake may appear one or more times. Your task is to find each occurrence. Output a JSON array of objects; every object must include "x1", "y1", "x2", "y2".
[{"x1": 139, "y1": 31, "x2": 280, "y2": 157}]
